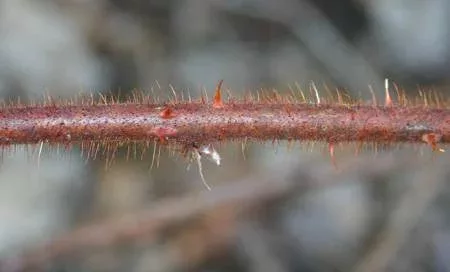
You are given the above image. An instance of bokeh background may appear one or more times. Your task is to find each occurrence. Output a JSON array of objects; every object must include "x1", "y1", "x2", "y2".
[{"x1": 1, "y1": 0, "x2": 450, "y2": 271}]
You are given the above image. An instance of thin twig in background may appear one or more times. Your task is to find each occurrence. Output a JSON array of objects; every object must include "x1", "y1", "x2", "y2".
[
  {"x1": 0, "y1": 153, "x2": 427, "y2": 272},
  {"x1": 0, "y1": 172, "x2": 298, "y2": 271},
  {"x1": 353, "y1": 158, "x2": 447, "y2": 272}
]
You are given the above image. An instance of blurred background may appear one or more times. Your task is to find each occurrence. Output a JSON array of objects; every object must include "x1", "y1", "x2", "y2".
[{"x1": 1, "y1": 0, "x2": 450, "y2": 271}]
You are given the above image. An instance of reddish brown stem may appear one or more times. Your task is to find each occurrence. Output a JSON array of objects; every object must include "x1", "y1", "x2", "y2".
[{"x1": 0, "y1": 102, "x2": 448, "y2": 146}]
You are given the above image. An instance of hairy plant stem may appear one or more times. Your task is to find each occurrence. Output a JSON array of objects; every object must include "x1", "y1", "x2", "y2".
[{"x1": 0, "y1": 102, "x2": 448, "y2": 147}]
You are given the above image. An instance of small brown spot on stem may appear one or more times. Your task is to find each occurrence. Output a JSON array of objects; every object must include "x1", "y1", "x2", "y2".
[
  {"x1": 160, "y1": 106, "x2": 175, "y2": 119},
  {"x1": 151, "y1": 126, "x2": 178, "y2": 143}
]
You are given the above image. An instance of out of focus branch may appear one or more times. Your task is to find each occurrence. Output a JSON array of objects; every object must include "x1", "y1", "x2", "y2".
[{"x1": 0, "y1": 154, "x2": 425, "y2": 271}]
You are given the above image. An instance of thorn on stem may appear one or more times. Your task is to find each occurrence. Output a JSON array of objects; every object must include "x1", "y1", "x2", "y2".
[
  {"x1": 213, "y1": 80, "x2": 224, "y2": 109},
  {"x1": 422, "y1": 133, "x2": 445, "y2": 152},
  {"x1": 385, "y1": 78, "x2": 393, "y2": 107}
]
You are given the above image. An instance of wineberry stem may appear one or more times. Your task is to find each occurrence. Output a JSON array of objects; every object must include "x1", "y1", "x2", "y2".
[{"x1": 0, "y1": 102, "x2": 448, "y2": 146}]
